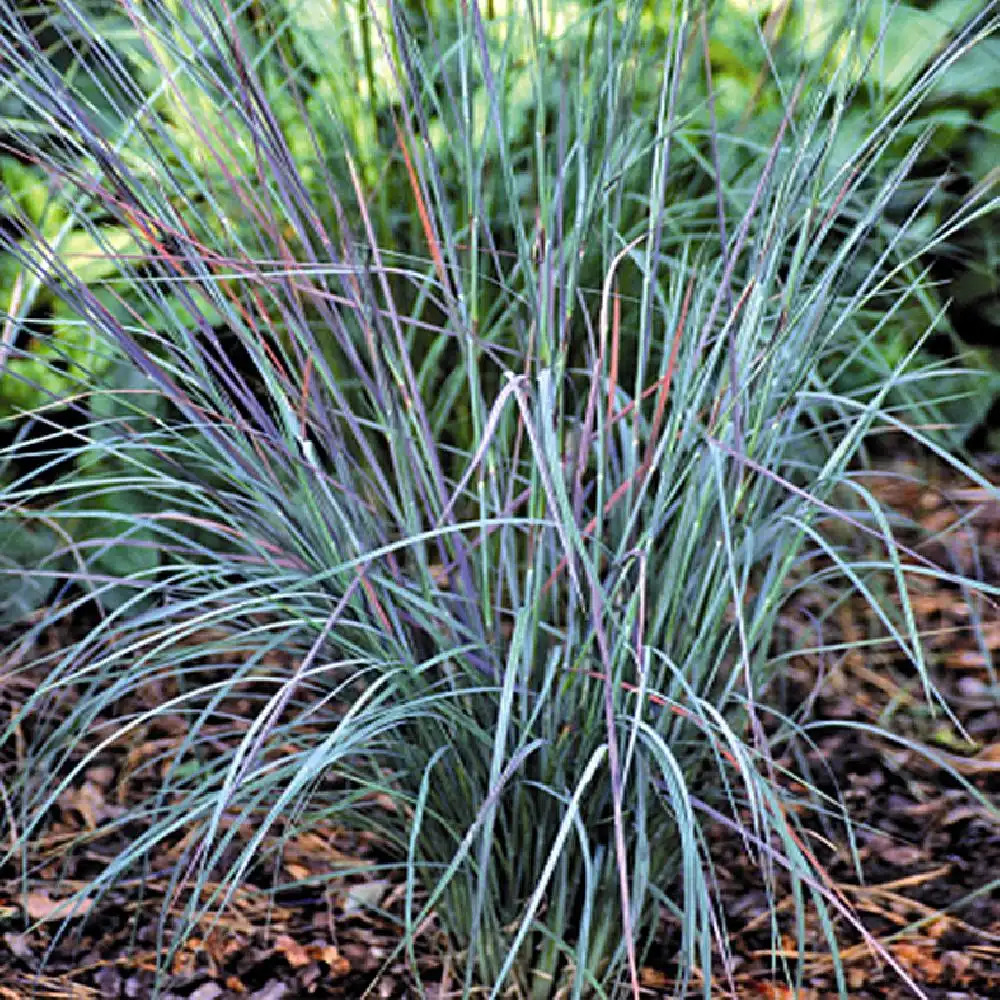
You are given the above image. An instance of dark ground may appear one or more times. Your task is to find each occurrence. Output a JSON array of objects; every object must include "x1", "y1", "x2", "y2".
[{"x1": 1, "y1": 449, "x2": 998, "y2": 999}]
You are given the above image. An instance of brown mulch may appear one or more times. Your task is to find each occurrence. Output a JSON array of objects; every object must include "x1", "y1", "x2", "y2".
[{"x1": 1, "y1": 450, "x2": 999, "y2": 999}]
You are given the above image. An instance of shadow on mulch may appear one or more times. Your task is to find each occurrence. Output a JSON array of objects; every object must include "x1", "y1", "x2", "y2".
[{"x1": 2, "y1": 451, "x2": 999, "y2": 999}]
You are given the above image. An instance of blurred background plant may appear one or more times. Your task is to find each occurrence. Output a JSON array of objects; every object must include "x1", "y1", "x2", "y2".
[{"x1": 1, "y1": 0, "x2": 998, "y2": 997}]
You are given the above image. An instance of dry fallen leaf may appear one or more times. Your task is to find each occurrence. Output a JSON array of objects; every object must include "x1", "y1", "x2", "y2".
[
  {"x1": 639, "y1": 966, "x2": 669, "y2": 988},
  {"x1": 880, "y1": 844, "x2": 924, "y2": 866},
  {"x1": 284, "y1": 862, "x2": 310, "y2": 881},
  {"x1": 305, "y1": 944, "x2": 350, "y2": 977},
  {"x1": 24, "y1": 889, "x2": 94, "y2": 922}
]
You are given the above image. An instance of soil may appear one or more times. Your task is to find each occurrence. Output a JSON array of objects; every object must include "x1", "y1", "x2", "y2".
[{"x1": 2, "y1": 447, "x2": 998, "y2": 999}]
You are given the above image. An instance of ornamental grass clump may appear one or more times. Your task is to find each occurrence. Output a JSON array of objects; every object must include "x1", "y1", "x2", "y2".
[{"x1": 1, "y1": 0, "x2": 998, "y2": 997}]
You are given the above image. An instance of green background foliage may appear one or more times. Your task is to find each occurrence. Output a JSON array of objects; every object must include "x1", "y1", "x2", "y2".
[{"x1": 2, "y1": 0, "x2": 996, "y2": 437}]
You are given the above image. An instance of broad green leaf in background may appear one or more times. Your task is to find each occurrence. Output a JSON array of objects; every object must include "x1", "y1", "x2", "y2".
[{"x1": 0, "y1": 517, "x2": 61, "y2": 625}]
